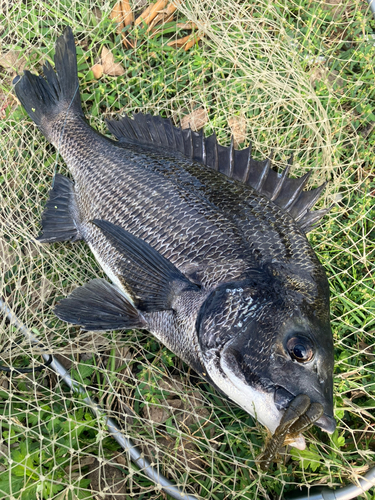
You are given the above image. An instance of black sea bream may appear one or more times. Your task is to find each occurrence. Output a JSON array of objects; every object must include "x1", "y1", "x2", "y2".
[{"x1": 14, "y1": 27, "x2": 336, "y2": 453}]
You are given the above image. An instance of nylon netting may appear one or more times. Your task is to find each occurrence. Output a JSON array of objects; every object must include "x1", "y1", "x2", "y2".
[{"x1": 0, "y1": 0, "x2": 374, "y2": 498}]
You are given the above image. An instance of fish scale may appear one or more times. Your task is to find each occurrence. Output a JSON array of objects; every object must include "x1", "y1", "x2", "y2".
[
  {"x1": 51, "y1": 104, "x2": 319, "y2": 280},
  {"x1": 14, "y1": 26, "x2": 336, "y2": 454},
  {"x1": 55, "y1": 119, "x2": 253, "y2": 286}
]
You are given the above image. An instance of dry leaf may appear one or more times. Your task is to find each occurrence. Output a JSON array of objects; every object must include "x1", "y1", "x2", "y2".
[
  {"x1": 167, "y1": 33, "x2": 201, "y2": 50},
  {"x1": 184, "y1": 34, "x2": 201, "y2": 51},
  {"x1": 180, "y1": 107, "x2": 208, "y2": 131},
  {"x1": 91, "y1": 63, "x2": 103, "y2": 79},
  {"x1": 350, "y1": 389, "x2": 367, "y2": 400},
  {"x1": 0, "y1": 50, "x2": 26, "y2": 73},
  {"x1": 146, "y1": 0, "x2": 178, "y2": 32},
  {"x1": 228, "y1": 115, "x2": 247, "y2": 148},
  {"x1": 135, "y1": 3, "x2": 154, "y2": 26},
  {"x1": 110, "y1": 1, "x2": 124, "y2": 33},
  {"x1": 166, "y1": 0, "x2": 181, "y2": 15},
  {"x1": 167, "y1": 34, "x2": 190, "y2": 48},
  {"x1": 142, "y1": 0, "x2": 169, "y2": 25},
  {"x1": 122, "y1": 0, "x2": 134, "y2": 25},
  {"x1": 115, "y1": 453, "x2": 127, "y2": 466},
  {"x1": 101, "y1": 46, "x2": 125, "y2": 76},
  {"x1": 147, "y1": 11, "x2": 174, "y2": 33},
  {"x1": 143, "y1": 404, "x2": 170, "y2": 424}
]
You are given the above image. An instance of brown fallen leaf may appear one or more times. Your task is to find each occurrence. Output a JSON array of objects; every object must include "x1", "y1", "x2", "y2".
[
  {"x1": 110, "y1": 1, "x2": 125, "y2": 33},
  {"x1": 147, "y1": 0, "x2": 181, "y2": 34},
  {"x1": 115, "y1": 453, "x2": 127, "y2": 466},
  {"x1": 147, "y1": 11, "x2": 174, "y2": 33},
  {"x1": 143, "y1": 404, "x2": 170, "y2": 424},
  {"x1": 167, "y1": 34, "x2": 190, "y2": 48},
  {"x1": 101, "y1": 46, "x2": 125, "y2": 76},
  {"x1": 165, "y1": 0, "x2": 181, "y2": 15},
  {"x1": 167, "y1": 33, "x2": 201, "y2": 50},
  {"x1": 142, "y1": 0, "x2": 169, "y2": 26},
  {"x1": 134, "y1": 3, "x2": 154, "y2": 26},
  {"x1": 0, "y1": 50, "x2": 26, "y2": 73},
  {"x1": 228, "y1": 115, "x2": 247, "y2": 148},
  {"x1": 184, "y1": 34, "x2": 201, "y2": 51},
  {"x1": 350, "y1": 389, "x2": 367, "y2": 401},
  {"x1": 91, "y1": 63, "x2": 103, "y2": 79},
  {"x1": 180, "y1": 107, "x2": 208, "y2": 131},
  {"x1": 122, "y1": 0, "x2": 134, "y2": 25},
  {"x1": 146, "y1": 0, "x2": 180, "y2": 32}
]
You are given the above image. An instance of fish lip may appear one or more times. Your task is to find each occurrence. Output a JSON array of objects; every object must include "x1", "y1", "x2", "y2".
[
  {"x1": 274, "y1": 386, "x2": 336, "y2": 434},
  {"x1": 315, "y1": 413, "x2": 336, "y2": 434}
]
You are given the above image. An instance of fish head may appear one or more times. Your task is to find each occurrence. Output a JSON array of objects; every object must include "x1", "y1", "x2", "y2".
[{"x1": 197, "y1": 263, "x2": 335, "y2": 446}]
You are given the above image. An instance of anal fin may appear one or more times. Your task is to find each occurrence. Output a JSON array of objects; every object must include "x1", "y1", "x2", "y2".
[
  {"x1": 54, "y1": 278, "x2": 146, "y2": 331},
  {"x1": 37, "y1": 174, "x2": 81, "y2": 243}
]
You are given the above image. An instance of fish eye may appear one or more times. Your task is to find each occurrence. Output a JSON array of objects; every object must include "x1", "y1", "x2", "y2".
[{"x1": 286, "y1": 336, "x2": 314, "y2": 363}]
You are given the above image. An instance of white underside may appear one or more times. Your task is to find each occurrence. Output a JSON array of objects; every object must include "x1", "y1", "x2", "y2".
[
  {"x1": 90, "y1": 245, "x2": 135, "y2": 305},
  {"x1": 206, "y1": 353, "x2": 306, "y2": 450}
]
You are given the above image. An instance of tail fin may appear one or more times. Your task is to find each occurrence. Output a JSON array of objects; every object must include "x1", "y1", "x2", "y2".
[{"x1": 14, "y1": 26, "x2": 83, "y2": 136}]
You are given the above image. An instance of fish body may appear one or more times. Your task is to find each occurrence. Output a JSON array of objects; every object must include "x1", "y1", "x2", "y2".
[{"x1": 14, "y1": 27, "x2": 335, "y2": 446}]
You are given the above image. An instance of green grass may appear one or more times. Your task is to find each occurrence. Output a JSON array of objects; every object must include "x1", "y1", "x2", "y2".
[{"x1": 1, "y1": 0, "x2": 375, "y2": 499}]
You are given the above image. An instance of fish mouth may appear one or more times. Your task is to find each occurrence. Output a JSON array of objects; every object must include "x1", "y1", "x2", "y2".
[{"x1": 274, "y1": 386, "x2": 336, "y2": 434}]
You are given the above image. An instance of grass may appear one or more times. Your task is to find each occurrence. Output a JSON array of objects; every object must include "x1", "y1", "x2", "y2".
[{"x1": 0, "y1": 0, "x2": 375, "y2": 499}]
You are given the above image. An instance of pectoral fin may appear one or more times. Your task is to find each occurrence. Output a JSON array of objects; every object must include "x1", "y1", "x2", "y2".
[
  {"x1": 91, "y1": 219, "x2": 201, "y2": 312},
  {"x1": 54, "y1": 278, "x2": 146, "y2": 331}
]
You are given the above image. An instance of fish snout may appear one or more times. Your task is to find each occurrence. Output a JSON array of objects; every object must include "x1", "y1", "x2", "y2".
[
  {"x1": 274, "y1": 386, "x2": 336, "y2": 434},
  {"x1": 315, "y1": 413, "x2": 336, "y2": 434}
]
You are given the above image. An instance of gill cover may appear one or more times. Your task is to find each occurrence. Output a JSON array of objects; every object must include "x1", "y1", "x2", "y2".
[{"x1": 196, "y1": 266, "x2": 335, "y2": 436}]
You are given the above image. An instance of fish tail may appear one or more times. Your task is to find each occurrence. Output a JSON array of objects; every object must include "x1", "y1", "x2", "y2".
[{"x1": 13, "y1": 26, "x2": 83, "y2": 137}]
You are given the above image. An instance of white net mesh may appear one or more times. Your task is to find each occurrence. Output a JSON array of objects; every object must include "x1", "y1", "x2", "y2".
[{"x1": 1, "y1": 0, "x2": 374, "y2": 498}]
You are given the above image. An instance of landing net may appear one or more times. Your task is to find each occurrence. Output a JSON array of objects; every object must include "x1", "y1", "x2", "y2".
[{"x1": 0, "y1": 1, "x2": 374, "y2": 498}]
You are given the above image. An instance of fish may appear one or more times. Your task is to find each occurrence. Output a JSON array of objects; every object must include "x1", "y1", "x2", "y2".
[{"x1": 14, "y1": 26, "x2": 336, "y2": 456}]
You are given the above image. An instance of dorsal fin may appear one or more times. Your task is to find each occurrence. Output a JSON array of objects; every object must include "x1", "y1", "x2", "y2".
[{"x1": 106, "y1": 113, "x2": 329, "y2": 233}]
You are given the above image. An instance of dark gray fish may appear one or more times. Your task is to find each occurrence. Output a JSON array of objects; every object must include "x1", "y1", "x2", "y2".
[{"x1": 14, "y1": 27, "x2": 335, "y2": 450}]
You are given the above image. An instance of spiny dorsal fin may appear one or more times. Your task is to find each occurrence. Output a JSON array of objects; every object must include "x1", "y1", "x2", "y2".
[{"x1": 106, "y1": 113, "x2": 329, "y2": 233}]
